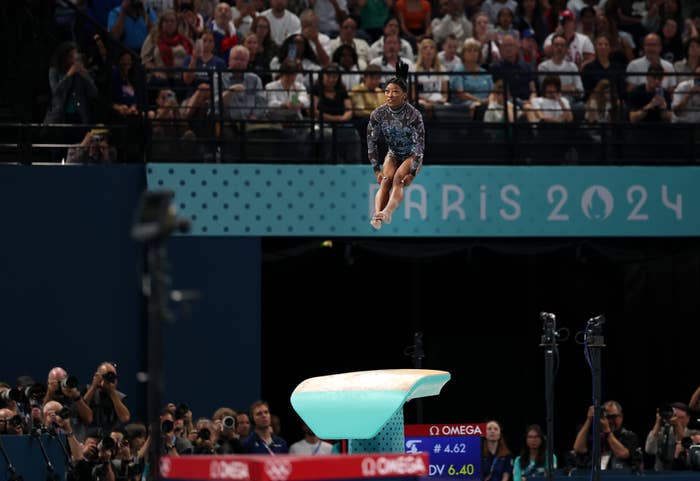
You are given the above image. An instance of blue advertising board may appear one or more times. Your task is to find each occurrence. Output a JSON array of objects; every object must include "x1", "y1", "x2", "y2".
[{"x1": 404, "y1": 424, "x2": 485, "y2": 480}]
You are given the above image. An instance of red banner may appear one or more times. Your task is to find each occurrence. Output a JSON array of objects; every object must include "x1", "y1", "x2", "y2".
[
  {"x1": 403, "y1": 424, "x2": 486, "y2": 437},
  {"x1": 161, "y1": 453, "x2": 429, "y2": 480}
]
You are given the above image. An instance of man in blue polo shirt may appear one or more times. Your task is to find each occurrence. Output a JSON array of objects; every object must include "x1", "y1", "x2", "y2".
[
  {"x1": 108, "y1": 0, "x2": 157, "y2": 52},
  {"x1": 241, "y1": 400, "x2": 289, "y2": 454}
]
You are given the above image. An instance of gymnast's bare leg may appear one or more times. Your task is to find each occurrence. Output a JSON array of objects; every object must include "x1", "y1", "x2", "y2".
[
  {"x1": 371, "y1": 153, "x2": 398, "y2": 229},
  {"x1": 377, "y1": 155, "x2": 417, "y2": 226}
]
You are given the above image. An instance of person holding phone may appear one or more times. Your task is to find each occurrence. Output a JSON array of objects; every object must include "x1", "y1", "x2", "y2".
[{"x1": 628, "y1": 63, "x2": 672, "y2": 123}]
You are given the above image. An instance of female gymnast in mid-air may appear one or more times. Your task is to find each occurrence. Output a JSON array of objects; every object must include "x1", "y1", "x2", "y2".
[{"x1": 367, "y1": 61, "x2": 425, "y2": 230}]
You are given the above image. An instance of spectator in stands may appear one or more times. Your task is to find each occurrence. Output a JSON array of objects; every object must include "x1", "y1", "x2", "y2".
[
  {"x1": 299, "y1": 9, "x2": 332, "y2": 67},
  {"x1": 543, "y1": 9, "x2": 594, "y2": 69},
  {"x1": 333, "y1": 44, "x2": 362, "y2": 90},
  {"x1": 241, "y1": 400, "x2": 289, "y2": 454},
  {"x1": 395, "y1": 0, "x2": 432, "y2": 50},
  {"x1": 686, "y1": 8, "x2": 700, "y2": 43},
  {"x1": 526, "y1": 74, "x2": 574, "y2": 122},
  {"x1": 414, "y1": 38, "x2": 448, "y2": 118},
  {"x1": 66, "y1": 128, "x2": 118, "y2": 164},
  {"x1": 672, "y1": 64, "x2": 700, "y2": 123},
  {"x1": 289, "y1": 421, "x2": 334, "y2": 454},
  {"x1": 182, "y1": 28, "x2": 226, "y2": 95},
  {"x1": 489, "y1": 34, "x2": 537, "y2": 102},
  {"x1": 472, "y1": 11, "x2": 501, "y2": 67},
  {"x1": 593, "y1": 12, "x2": 634, "y2": 67},
  {"x1": 111, "y1": 50, "x2": 143, "y2": 119},
  {"x1": 176, "y1": 0, "x2": 205, "y2": 40},
  {"x1": 83, "y1": 361, "x2": 131, "y2": 434},
  {"x1": 585, "y1": 78, "x2": 617, "y2": 123},
  {"x1": 581, "y1": 34, "x2": 626, "y2": 103},
  {"x1": 358, "y1": 0, "x2": 391, "y2": 43},
  {"x1": 270, "y1": 33, "x2": 322, "y2": 89},
  {"x1": 148, "y1": 88, "x2": 195, "y2": 145},
  {"x1": 572, "y1": 400, "x2": 641, "y2": 472},
  {"x1": 209, "y1": 2, "x2": 238, "y2": 60},
  {"x1": 44, "y1": 41, "x2": 99, "y2": 125},
  {"x1": 538, "y1": 33, "x2": 584, "y2": 103},
  {"x1": 520, "y1": 29, "x2": 541, "y2": 69},
  {"x1": 431, "y1": 0, "x2": 473, "y2": 46},
  {"x1": 512, "y1": 424, "x2": 556, "y2": 481},
  {"x1": 141, "y1": 9, "x2": 193, "y2": 89},
  {"x1": 481, "y1": 0, "x2": 518, "y2": 25},
  {"x1": 645, "y1": 402, "x2": 692, "y2": 470},
  {"x1": 265, "y1": 59, "x2": 310, "y2": 121},
  {"x1": 43, "y1": 366, "x2": 92, "y2": 440},
  {"x1": 236, "y1": 412, "x2": 252, "y2": 438},
  {"x1": 349, "y1": 64, "x2": 384, "y2": 117},
  {"x1": 481, "y1": 419, "x2": 513, "y2": 481},
  {"x1": 675, "y1": 429, "x2": 700, "y2": 470},
  {"x1": 482, "y1": 80, "x2": 517, "y2": 135},
  {"x1": 514, "y1": 0, "x2": 547, "y2": 49},
  {"x1": 309, "y1": 0, "x2": 349, "y2": 37},
  {"x1": 329, "y1": 16, "x2": 372, "y2": 69},
  {"x1": 249, "y1": 16, "x2": 279, "y2": 81},
  {"x1": 369, "y1": 16, "x2": 416, "y2": 63},
  {"x1": 494, "y1": 7, "x2": 519, "y2": 44},
  {"x1": 221, "y1": 45, "x2": 267, "y2": 120},
  {"x1": 261, "y1": 0, "x2": 302, "y2": 48},
  {"x1": 242, "y1": 31, "x2": 272, "y2": 85},
  {"x1": 108, "y1": 0, "x2": 157, "y2": 52},
  {"x1": 438, "y1": 34, "x2": 463, "y2": 72},
  {"x1": 311, "y1": 62, "x2": 362, "y2": 163},
  {"x1": 674, "y1": 36, "x2": 700, "y2": 83},
  {"x1": 626, "y1": 33, "x2": 676, "y2": 92},
  {"x1": 659, "y1": 16, "x2": 684, "y2": 64},
  {"x1": 232, "y1": 0, "x2": 262, "y2": 38},
  {"x1": 628, "y1": 63, "x2": 672, "y2": 123},
  {"x1": 449, "y1": 38, "x2": 493, "y2": 116},
  {"x1": 370, "y1": 34, "x2": 415, "y2": 85},
  {"x1": 602, "y1": 0, "x2": 654, "y2": 49}
]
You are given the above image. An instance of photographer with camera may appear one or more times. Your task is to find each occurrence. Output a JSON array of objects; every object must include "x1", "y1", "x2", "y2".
[
  {"x1": 108, "y1": 429, "x2": 143, "y2": 481},
  {"x1": 572, "y1": 400, "x2": 641, "y2": 472},
  {"x1": 44, "y1": 366, "x2": 93, "y2": 441},
  {"x1": 212, "y1": 407, "x2": 243, "y2": 454},
  {"x1": 645, "y1": 401, "x2": 692, "y2": 471},
  {"x1": 66, "y1": 128, "x2": 117, "y2": 164},
  {"x1": 192, "y1": 418, "x2": 224, "y2": 454},
  {"x1": 83, "y1": 362, "x2": 131, "y2": 435},
  {"x1": 159, "y1": 408, "x2": 193, "y2": 455},
  {"x1": 0, "y1": 408, "x2": 25, "y2": 435}
]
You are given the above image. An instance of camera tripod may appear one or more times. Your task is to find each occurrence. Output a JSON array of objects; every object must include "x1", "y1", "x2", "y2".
[
  {"x1": 0, "y1": 435, "x2": 23, "y2": 481},
  {"x1": 30, "y1": 428, "x2": 61, "y2": 481}
]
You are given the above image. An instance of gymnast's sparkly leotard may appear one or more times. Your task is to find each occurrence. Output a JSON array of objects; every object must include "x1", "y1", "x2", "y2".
[{"x1": 367, "y1": 101, "x2": 425, "y2": 174}]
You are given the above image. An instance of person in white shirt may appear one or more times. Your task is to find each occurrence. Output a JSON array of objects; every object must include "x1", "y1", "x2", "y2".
[
  {"x1": 437, "y1": 34, "x2": 463, "y2": 72},
  {"x1": 369, "y1": 33, "x2": 415, "y2": 84},
  {"x1": 538, "y1": 33, "x2": 584, "y2": 102},
  {"x1": 309, "y1": 0, "x2": 348, "y2": 37},
  {"x1": 289, "y1": 422, "x2": 334, "y2": 455},
  {"x1": 232, "y1": 0, "x2": 263, "y2": 38},
  {"x1": 328, "y1": 16, "x2": 372, "y2": 68},
  {"x1": 430, "y1": 0, "x2": 473, "y2": 46},
  {"x1": 626, "y1": 33, "x2": 677, "y2": 92},
  {"x1": 481, "y1": 0, "x2": 518, "y2": 24},
  {"x1": 526, "y1": 75, "x2": 573, "y2": 122},
  {"x1": 299, "y1": 8, "x2": 332, "y2": 66},
  {"x1": 543, "y1": 9, "x2": 594, "y2": 68},
  {"x1": 671, "y1": 64, "x2": 700, "y2": 123},
  {"x1": 369, "y1": 16, "x2": 416, "y2": 63},
  {"x1": 261, "y1": 0, "x2": 301, "y2": 47},
  {"x1": 265, "y1": 59, "x2": 310, "y2": 120}
]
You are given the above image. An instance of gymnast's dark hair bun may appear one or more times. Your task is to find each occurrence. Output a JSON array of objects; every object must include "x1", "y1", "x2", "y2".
[{"x1": 395, "y1": 59, "x2": 409, "y2": 81}]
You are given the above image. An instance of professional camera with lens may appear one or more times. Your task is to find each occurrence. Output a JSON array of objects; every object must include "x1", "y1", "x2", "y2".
[
  {"x1": 57, "y1": 407, "x2": 72, "y2": 419},
  {"x1": 98, "y1": 436, "x2": 116, "y2": 453},
  {"x1": 659, "y1": 404, "x2": 675, "y2": 423},
  {"x1": 7, "y1": 414, "x2": 24, "y2": 429},
  {"x1": 0, "y1": 388, "x2": 22, "y2": 403},
  {"x1": 161, "y1": 419, "x2": 174, "y2": 434},
  {"x1": 60, "y1": 375, "x2": 79, "y2": 390},
  {"x1": 222, "y1": 416, "x2": 236, "y2": 430},
  {"x1": 102, "y1": 372, "x2": 117, "y2": 384},
  {"x1": 198, "y1": 428, "x2": 211, "y2": 441}
]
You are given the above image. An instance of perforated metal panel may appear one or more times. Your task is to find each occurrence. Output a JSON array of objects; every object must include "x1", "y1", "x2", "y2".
[{"x1": 348, "y1": 409, "x2": 405, "y2": 453}]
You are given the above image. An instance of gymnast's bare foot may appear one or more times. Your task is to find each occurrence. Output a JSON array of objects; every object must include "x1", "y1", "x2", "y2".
[
  {"x1": 380, "y1": 209, "x2": 392, "y2": 224},
  {"x1": 370, "y1": 212, "x2": 383, "y2": 230}
]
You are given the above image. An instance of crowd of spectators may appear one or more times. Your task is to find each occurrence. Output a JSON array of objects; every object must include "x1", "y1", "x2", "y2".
[
  {"x1": 2, "y1": 364, "x2": 699, "y2": 481},
  {"x1": 42, "y1": 0, "x2": 700, "y2": 163}
]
